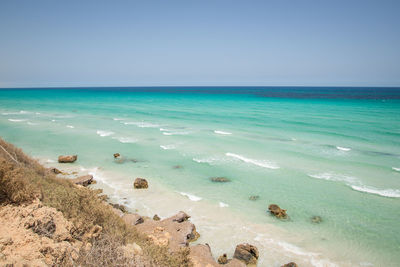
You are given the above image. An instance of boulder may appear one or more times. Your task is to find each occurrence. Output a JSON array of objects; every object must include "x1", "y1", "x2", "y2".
[
  {"x1": 210, "y1": 177, "x2": 231, "y2": 183},
  {"x1": 281, "y1": 262, "x2": 298, "y2": 267},
  {"x1": 123, "y1": 213, "x2": 144, "y2": 225},
  {"x1": 249, "y1": 195, "x2": 259, "y2": 201},
  {"x1": 113, "y1": 153, "x2": 120, "y2": 158},
  {"x1": 153, "y1": 214, "x2": 161, "y2": 221},
  {"x1": 49, "y1": 168, "x2": 61, "y2": 174},
  {"x1": 70, "y1": 175, "x2": 93, "y2": 186},
  {"x1": 218, "y1": 253, "x2": 228, "y2": 264},
  {"x1": 189, "y1": 244, "x2": 245, "y2": 267},
  {"x1": 311, "y1": 216, "x2": 322, "y2": 224},
  {"x1": 268, "y1": 204, "x2": 287, "y2": 219},
  {"x1": 133, "y1": 178, "x2": 148, "y2": 189},
  {"x1": 110, "y1": 203, "x2": 128, "y2": 213},
  {"x1": 233, "y1": 243, "x2": 259, "y2": 266},
  {"x1": 58, "y1": 155, "x2": 77, "y2": 163}
]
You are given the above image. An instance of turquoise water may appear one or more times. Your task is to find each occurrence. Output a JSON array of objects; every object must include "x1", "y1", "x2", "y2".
[{"x1": 0, "y1": 88, "x2": 400, "y2": 266}]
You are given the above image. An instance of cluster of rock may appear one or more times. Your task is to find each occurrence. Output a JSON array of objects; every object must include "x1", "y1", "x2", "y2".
[{"x1": 52, "y1": 154, "x2": 305, "y2": 266}]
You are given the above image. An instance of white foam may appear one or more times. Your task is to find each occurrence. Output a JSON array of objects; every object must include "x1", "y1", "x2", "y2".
[
  {"x1": 351, "y1": 185, "x2": 400, "y2": 198},
  {"x1": 159, "y1": 128, "x2": 169, "y2": 131},
  {"x1": 96, "y1": 130, "x2": 114, "y2": 137},
  {"x1": 219, "y1": 202, "x2": 229, "y2": 207},
  {"x1": 66, "y1": 125, "x2": 75, "y2": 129},
  {"x1": 336, "y1": 146, "x2": 351, "y2": 151},
  {"x1": 192, "y1": 157, "x2": 219, "y2": 164},
  {"x1": 160, "y1": 144, "x2": 176, "y2": 150},
  {"x1": 163, "y1": 132, "x2": 189, "y2": 136},
  {"x1": 225, "y1": 152, "x2": 279, "y2": 169},
  {"x1": 214, "y1": 130, "x2": 232, "y2": 135},
  {"x1": 27, "y1": 121, "x2": 38, "y2": 125},
  {"x1": 8, "y1": 119, "x2": 26, "y2": 122},
  {"x1": 113, "y1": 118, "x2": 124, "y2": 121},
  {"x1": 51, "y1": 119, "x2": 56, "y2": 122},
  {"x1": 180, "y1": 192, "x2": 202, "y2": 201},
  {"x1": 392, "y1": 167, "x2": 400, "y2": 172},
  {"x1": 112, "y1": 137, "x2": 137, "y2": 143},
  {"x1": 123, "y1": 121, "x2": 159, "y2": 128},
  {"x1": 46, "y1": 159, "x2": 55, "y2": 163},
  {"x1": 308, "y1": 172, "x2": 357, "y2": 184},
  {"x1": 2, "y1": 110, "x2": 30, "y2": 115}
]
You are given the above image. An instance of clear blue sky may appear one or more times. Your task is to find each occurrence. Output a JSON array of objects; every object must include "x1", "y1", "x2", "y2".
[{"x1": 0, "y1": 0, "x2": 399, "y2": 87}]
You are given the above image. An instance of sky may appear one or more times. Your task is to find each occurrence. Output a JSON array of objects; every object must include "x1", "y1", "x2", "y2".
[{"x1": 0, "y1": 0, "x2": 399, "y2": 88}]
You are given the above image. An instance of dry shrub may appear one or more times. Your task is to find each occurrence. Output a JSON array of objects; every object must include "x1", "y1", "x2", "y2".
[{"x1": 0, "y1": 137, "x2": 191, "y2": 266}]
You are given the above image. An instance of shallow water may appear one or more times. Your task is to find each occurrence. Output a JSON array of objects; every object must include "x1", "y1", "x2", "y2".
[{"x1": 0, "y1": 87, "x2": 399, "y2": 266}]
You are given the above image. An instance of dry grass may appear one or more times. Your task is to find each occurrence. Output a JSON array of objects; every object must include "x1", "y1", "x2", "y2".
[{"x1": 0, "y1": 137, "x2": 191, "y2": 267}]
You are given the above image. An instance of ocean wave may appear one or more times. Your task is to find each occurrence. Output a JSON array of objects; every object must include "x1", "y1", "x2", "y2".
[
  {"x1": 163, "y1": 131, "x2": 189, "y2": 136},
  {"x1": 351, "y1": 185, "x2": 400, "y2": 198},
  {"x1": 192, "y1": 157, "x2": 220, "y2": 164},
  {"x1": 96, "y1": 130, "x2": 114, "y2": 137},
  {"x1": 214, "y1": 130, "x2": 232, "y2": 135},
  {"x1": 8, "y1": 119, "x2": 26, "y2": 122},
  {"x1": 113, "y1": 118, "x2": 124, "y2": 121},
  {"x1": 225, "y1": 152, "x2": 279, "y2": 169},
  {"x1": 180, "y1": 192, "x2": 202, "y2": 201},
  {"x1": 27, "y1": 121, "x2": 38, "y2": 125},
  {"x1": 336, "y1": 146, "x2": 351, "y2": 151},
  {"x1": 308, "y1": 172, "x2": 357, "y2": 184},
  {"x1": 2, "y1": 110, "x2": 30, "y2": 115},
  {"x1": 112, "y1": 137, "x2": 137, "y2": 143},
  {"x1": 123, "y1": 121, "x2": 159, "y2": 128},
  {"x1": 219, "y1": 202, "x2": 229, "y2": 207},
  {"x1": 66, "y1": 125, "x2": 75, "y2": 129},
  {"x1": 160, "y1": 144, "x2": 176, "y2": 150},
  {"x1": 392, "y1": 167, "x2": 400, "y2": 172}
]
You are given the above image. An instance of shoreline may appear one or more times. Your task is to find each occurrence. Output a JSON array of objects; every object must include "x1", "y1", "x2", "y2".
[{"x1": 39, "y1": 156, "x2": 357, "y2": 267}]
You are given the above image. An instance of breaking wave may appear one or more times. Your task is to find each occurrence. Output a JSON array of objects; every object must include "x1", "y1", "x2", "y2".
[{"x1": 225, "y1": 153, "x2": 279, "y2": 169}]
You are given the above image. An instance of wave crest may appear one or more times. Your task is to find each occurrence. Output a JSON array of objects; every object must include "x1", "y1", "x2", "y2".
[{"x1": 225, "y1": 153, "x2": 279, "y2": 169}]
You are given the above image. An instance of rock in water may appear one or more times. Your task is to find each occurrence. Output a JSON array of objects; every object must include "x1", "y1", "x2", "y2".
[
  {"x1": 281, "y1": 262, "x2": 298, "y2": 267},
  {"x1": 153, "y1": 214, "x2": 161, "y2": 221},
  {"x1": 70, "y1": 175, "x2": 93, "y2": 186},
  {"x1": 58, "y1": 155, "x2": 77, "y2": 163},
  {"x1": 268, "y1": 204, "x2": 287, "y2": 219},
  {"x1": 113, "y1": 153, "x2": 120, "y2": 158},
  {"x1": 133, "y1": 178, "x2": 148, "y2": 189},
  {"x1": 249, "y1": 195, "x2": 260, "y2": 201},
  {"x1": 311, "y1": 216, "x2": 322, "y2": 224},
  {"x1": 233, "y1": 243, "x2": 259, "y2": 265},
  {"x1": 217, "y1": 253, "x2": 228, "y2": 264},
  {"x1": 210, "y1": 177, "x2": 231, "y2": 183}
]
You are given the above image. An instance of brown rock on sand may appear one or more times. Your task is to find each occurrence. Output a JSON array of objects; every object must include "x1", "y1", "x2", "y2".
[
  {"x1": 233, "y1": 243, "x2": 259, "y2": 266},
  {"x1": 58, "y1": 155, "x2": 77, "y2": 163},
  {"x1": 70, "y1": 175, "x2": 94, "y2": 186},
  {"x1": 189, "y1": 244, "x2": 245, "y2": 267},
  {"x1": 133, "y1": 178, "x2": 148, "y2": 189},
  {"x1": 268, "y1": 204, "x2": 287, "y2": 219},
  {"x1": 123, "y1": 213, "x2": 144, "y2": 225},
  {"x1": 282, "y1": 262, "x2": 298, "y2": 267},
  {"x1": 218, "y1": 253, "x2": 228, "y2": 264}
]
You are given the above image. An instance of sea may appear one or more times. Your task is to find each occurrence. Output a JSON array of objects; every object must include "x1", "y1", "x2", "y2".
[{"x1": 0, "y1": 87, "x2": 399, "y2": 266}]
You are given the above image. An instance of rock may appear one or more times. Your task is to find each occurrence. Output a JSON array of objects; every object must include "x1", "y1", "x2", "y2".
[
  {"x1": 189, "y1": 244, "x2": 246, "y2": 267},
  {"x1": 210, "y1": 177, "x2": 231, "y2": 183},
  {"x1": 233, "y1": 243, "x2": 259, "y2": 266},
  {"x1": 268, "y1": 204, "x2": 287, "y2": 219},
  {"x1": 281, "y1": 262, "x2": 298, "y2": 267},
  {"x1": 311, "y1": 216, "x2": 322, "y2": 224},
  {"x1": 133, "y1": 178, "x2": 148, "y2": 189},
  {"x1": 218, "y1": 253, "x2": 228, "y2": 264},
  {"x1": 173, "y1": 165, "x2": 183, "y2": 169},
  {"x1": 110, "y1": 203, "x2": 128, "y2": 213},
  {"x1": 58, "y1": 155, "x2": 77, "y2": 163},
  {"x1": 249, "y1": 195, "x2": 259, "y2": 201},
  {"x1": 122, "y1": 213, "x2": 144, "y2": 225},
  {"x1": 49, "y1": 168, "x2": 62, "y2": 174},
  {"x1": 153, "y1": 214, "x2": 161, "y2": 221},
  {"x1": 70, "y1": 175, "x2": 93, "y2": 186},
  {"x1": 170, "y1": 211, "x2": 190, "y2": 223},
  {"x1": 113, "y1": 153, "x2": 120, "y2": 158}
]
